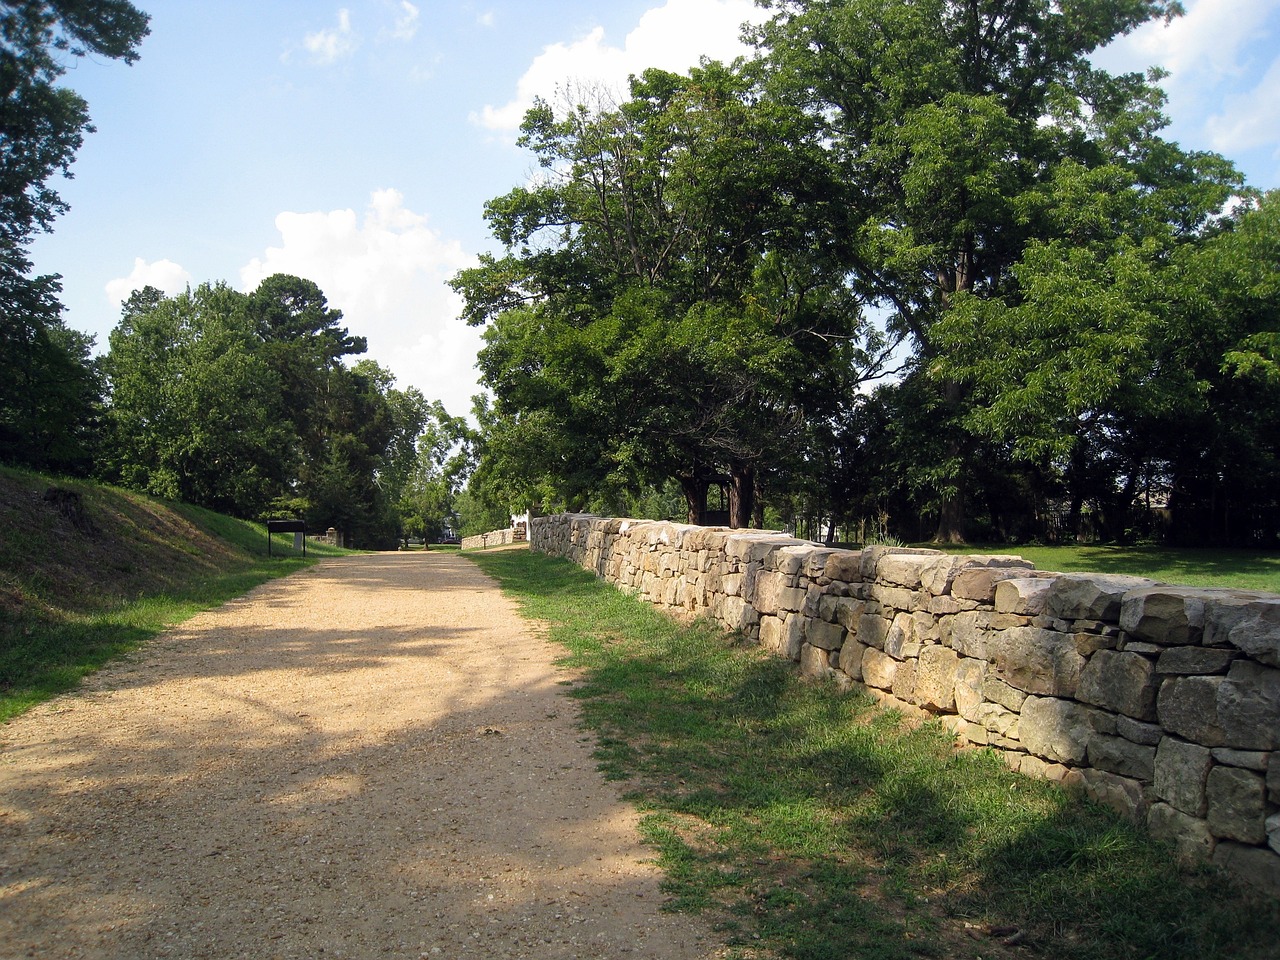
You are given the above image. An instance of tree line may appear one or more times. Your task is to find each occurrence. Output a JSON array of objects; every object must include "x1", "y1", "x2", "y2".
[{"x1": 453, "y1": 0, "x2": 1280, "y2": 546}]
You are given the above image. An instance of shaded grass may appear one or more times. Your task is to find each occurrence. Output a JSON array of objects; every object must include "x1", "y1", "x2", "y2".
[
  {"x1": 0, "y1": 467, "x2": 348, "y2": 721},
  {"x1": 918, "y1": 542, "x2": 1280, "y2": 594},
  {"x1": 469, "y1": 548, "x2": 1280, "y2": 960}
]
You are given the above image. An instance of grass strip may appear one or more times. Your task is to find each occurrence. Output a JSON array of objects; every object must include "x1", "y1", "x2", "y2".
[{"x1": 468, "y1": 548, "x2": 1280, "y2": 960}]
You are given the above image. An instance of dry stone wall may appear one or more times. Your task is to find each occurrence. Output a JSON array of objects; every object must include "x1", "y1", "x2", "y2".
[{"x1": 531, "y1": 513, "x2": 1280, "y2": 895}]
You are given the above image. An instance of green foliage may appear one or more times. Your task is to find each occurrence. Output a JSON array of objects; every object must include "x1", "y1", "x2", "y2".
[{"x1": 471, "y1": 548, "x2": 1280, "y2": 960}]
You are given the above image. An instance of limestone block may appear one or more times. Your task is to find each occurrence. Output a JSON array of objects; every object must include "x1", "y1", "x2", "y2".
[
  {"x1": 817, "y1": 594, "x2": 841, "y2": 623},
  {"x1": 777, "y1": 585, "x2": 808, "y2": 614},
  {"x1": 802, "y1": 583, "x2": 824, "y2": 619},
  {"x1": 1073, "y1": 631, "x2": 1119, "y2": 657},
  {"x1": 1270, "y1": 762, "x2": 1280, "y2": 805},
  {"x1": 884, "y1": 612, "x2": 922, "y2": 661},
  {"x1": 1269, "y1": 813, "x2": 1280, "y2": 855},
  {"x1": 930, "y1": 595, "x2": 979, "y2": 616},
  {"x1": 806, "y1": 618, "x2": 846, "y2": 652},
  {"x1": 954, "y1": 657, "x2": 985, "y2": 721},
  {"x1": 871, "y1": 584, "x2": 918, "y2": 612},
  {"x1": 1020, "y1": 696, "x2": 1094, "y2": 765},
  {"x1": 948, "y1": 611, "x2": 989, "y2": 659},
  {"x1": 1116, "y1": 715, "x2": 1163, "y2": 747},
  {"x1": 982, "y1": 676, "x2": 1028, "y2": 712},
  {"x1": 1157, "y1": 675, "x2": 1226, "y2": 745},
  {"x1": 1045, "y1": 573, "x2": 1161, "y2": 623},
  {"x1": 1212, "y1": 843, "x2": 1280, "y2": 896},
  {"x1": 1148, "y1": 803, "x2": 1216, "y2": 863},
  {"x1": 1080, "y1": 768, "x2": 1149, "y2": 821},
  {"x1": 1216, "y1": 660, "x2": 1280, "y2": 751},
  {"x1": 1206, "y1": 766, "x2": 1267, "y2": 844},
  {"x1": 805, "y1": 550, "x2": 838, "y2": 579},
  {"x1": 753, "y1": 571, "x2": 786, "y2": 615},
  {"x1": 837, "y1": 639, "x2": 866, "y2": 680},
  {"x1": 1203, "y1": 594, "x2": 1280, "y2": 668},
  {"x1": 858, "y1": 613, "x2": 889, "y2": 651},
  {"x1": 800, "y1": 643, "x2": 835, "y2": 681},
  {"x1": 877, "y1": 552, "x2": 938, "y2": 589},
  {"x1": 1087, "y1": 733, "x2": 1156, "y2": 781},
  {"x1": 1155, "y1": 646, "x2": 1237, "y2": 675},
  {"x1": 994, "y1": 576, "x2": 1057, "y2": 616},
  {"x1": 1154, "y1": 738, "x2": 1212, "y2": 816},
  {"x1": 920, "y1": 556, "x2": 969, "y2": 597},
  {"x1": 777, "y1": 613, "x2": 805, "y2": 661},
  {"x1": 973, "y1": 702, "x2": 1021, "y2": 738},
  {"x1": 832, "y1": 597, "x2": 867, "y2": 633},
  {"x1": 759, "y1": 616, "x2": 784, "y2": 656},
  {"x1": 718, "y1": 595, "x2": 760, "y2": 632},
  {"x1": 860, "y1": 545, "x2": 942, "y2": 583},
  {"x1": 862, "y1": 647, "x2": 898, "y2": 690},
  {"x1": 824, "y1": 550, "x2": 863, "y2": 583},
  {"x1": 1211, "y1": 748, "x2": 1269, "y2": 771},
  {"x1": 722, "y1": 573, "x2": 743, "y2": 598},
  {"x1": 776, "y1": 545, "x2": 819, "y2": 576},
  {"x1": 916, "y1": 644, "x2": 959, "y2": 712},
  {"x1": 952, "y1": 567, "x2": 1031, "y2": 604},
  {"x1": 1077, "y1": 649, "x2": 1159, "y2": 721},
  {"x1": 1120, "y1": 587, "x2": 1228, "y2": 645},
  {"x1": 891, "y1": 659, "x2": 917, "y2": 702},
  {"x1": 988, "y1": 626, "x2": 1084, "y2": 697}
]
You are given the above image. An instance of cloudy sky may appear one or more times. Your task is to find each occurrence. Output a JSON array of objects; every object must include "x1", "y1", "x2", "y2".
[{"x1": 30, "y1": 0, "x2": 1280, "y2": 418}]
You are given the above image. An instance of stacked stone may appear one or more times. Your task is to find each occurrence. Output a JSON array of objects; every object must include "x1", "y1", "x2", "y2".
[{"x1": 529, "y1": 514, "x2": 1280, "y2": 895}]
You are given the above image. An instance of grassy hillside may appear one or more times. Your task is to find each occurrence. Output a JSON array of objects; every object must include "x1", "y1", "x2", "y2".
[{"x1": 0, "y1": 467, "x2": 346, "y2": 720}]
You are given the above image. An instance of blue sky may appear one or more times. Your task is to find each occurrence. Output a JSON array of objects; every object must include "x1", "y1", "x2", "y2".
[{"x1": 29, "y1": 0, "x2": 1280, "y2": 417}]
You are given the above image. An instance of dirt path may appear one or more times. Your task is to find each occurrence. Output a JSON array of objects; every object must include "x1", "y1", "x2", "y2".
[{"x1": 0, "y1": 553, "x2": 718, "y2": 960}]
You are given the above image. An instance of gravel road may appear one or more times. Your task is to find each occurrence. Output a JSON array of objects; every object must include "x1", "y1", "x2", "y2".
[{"x1": 0, "y1": 552, "x2": 717, "y2": 960}]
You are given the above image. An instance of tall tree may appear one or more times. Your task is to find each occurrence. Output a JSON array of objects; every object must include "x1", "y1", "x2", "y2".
[
  {"x1": 0, "y1": 0, "x2": 149, "y2": 471},
  {"x1": 751, "y1": 0, "x2": 1224, "y2": 541}
]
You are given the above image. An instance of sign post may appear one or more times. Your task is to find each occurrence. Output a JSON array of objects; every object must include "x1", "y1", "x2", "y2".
[{"x1": 266, "y1": 519, "x2": 307, "y2": 557}]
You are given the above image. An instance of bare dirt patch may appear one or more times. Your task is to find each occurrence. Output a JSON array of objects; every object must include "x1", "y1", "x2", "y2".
[{"x1": 0, "y1": 553, "x2": 719, "y2": 959}]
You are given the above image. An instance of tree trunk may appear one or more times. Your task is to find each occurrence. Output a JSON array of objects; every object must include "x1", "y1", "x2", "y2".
[
  {"x1": 727, "y1": 467, "x2": 752, "y2": 529},
  {"x1": 680, "y1": 474, "x2": 709, "y2": 525}
]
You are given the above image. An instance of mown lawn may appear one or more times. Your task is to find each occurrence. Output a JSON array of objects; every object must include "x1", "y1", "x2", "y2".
[{"x1": 469, "y1": 547, "x2": 1280, "y2": 960}]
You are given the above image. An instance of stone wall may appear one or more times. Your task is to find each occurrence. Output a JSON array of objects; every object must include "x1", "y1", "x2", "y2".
[
  {"x1": 531, "y1": 513, "x2": 1280, "y2": 895},
  {"x1": 460, "y1": 526, "x2": 525, "y2": 550}
]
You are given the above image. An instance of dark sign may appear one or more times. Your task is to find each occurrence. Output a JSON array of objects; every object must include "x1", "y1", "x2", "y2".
[{"x1": 266, "y1": 519, "x2": 307, "y2": 556}]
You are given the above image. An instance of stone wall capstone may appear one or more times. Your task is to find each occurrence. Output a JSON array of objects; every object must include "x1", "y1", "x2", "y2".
[{"x1": 530, "y1": 513, "x2": 1280, "y2": 896}]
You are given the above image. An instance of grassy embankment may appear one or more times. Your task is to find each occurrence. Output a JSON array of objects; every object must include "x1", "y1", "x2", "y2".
[
  {"x1": 469, "y1": 547, "x2": 1280, "y2": 960},
  {"x1": 0, "y1": 467, "x2": 348, "y2": 721}
]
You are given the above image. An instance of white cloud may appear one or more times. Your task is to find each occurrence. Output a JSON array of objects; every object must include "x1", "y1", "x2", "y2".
[
  {"x1": 477, "y1": 11, "x2": 495, "y2": 28},
  {"x1": 1114, "y1": 0, "x2": 1275, "y2": 82},
  {"x1": 387, "y1": 1, "x2": 420, "y2": 42},
  {"x1": 240, "y1": 190, "x2": 483, "y2": 417},
  {"x1": 105, "y1": 257, "x2": 192, "y2": 305},
  {"x1": 476, "y1": 0, "x2": 765, "y2": 131},
  {"x1": 304, "y1": 8, "x2": 358, "y2": 65},
  {"x1": 1206, "y1": 55, "x2": 1280, "y2": 152}
]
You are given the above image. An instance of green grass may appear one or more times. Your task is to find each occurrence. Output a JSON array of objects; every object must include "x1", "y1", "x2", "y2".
[
  {"x1": 917, "y1": 542, "x2": 1280, "y2": 594},
  {"x1": 0, "y1": 468, "x2": 349, "y2": 721},
  {"x1": 468, "y1": 548, "x2": 1280, "y2": 960}
]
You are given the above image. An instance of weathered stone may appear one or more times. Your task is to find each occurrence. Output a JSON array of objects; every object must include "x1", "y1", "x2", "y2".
[
  {"x1": 1217, "y1": 660, "x2": 1280, "y2": 750},
  {"x1": 823, "y1": 550, "x2": 863, "y2": 583},
  {"x1": 837, "y1": 639, "x2": 866, "y2": 680},
  {"x1": 1212, "y1": 843, "x2": 1280, "y2": 896},
  {"x1": 801, "y1": 583, "x2": 824, "y2": 619},
  {"x1": 988, "y1": 626, "x2": 1084, "y2": 697},
  {"x1": 948, "y1": 611, "x2": 989, "y2": 659},
  {"x1": 877, "y1": 553, "x2": 937, "y2": 589},
  {"x1": 806, "y1": 618, "x2": 846, "y2": 652},
  {"x1": 775, "y1": 585, "x2": 807, "y2": 613},
  {"x1": 753, "y1": 571, "x2": 786, "y2": 615},
  {"x1": 884, "y1": 612, "x2": 923, "y2": 660},
  {"x1": 862, "y1": 647, "x2": 898, "y2": 690},
  {"x1": 1148, "y1": 803, "x2": 1216, "y2": 863},
  {"x1": 1119, "y1": 587, "x2": 1218, "y2": 645},
  {"x1": 1206, "y1": 766, "x2": 1267, "y2": 844},
  {"x1": 860, "y1": 546, "x2": 941, "y2": 583},
  {"x1": 800, "y1": 643, "x2": 835, "y2": 681},
  {"x1": 994, "y1": 576, "x2": 1056, "y2": 616},
  {"x1": 831, "y1": 597, "x2": 866, "y2": 633},
  {"x1": 1074, "y1": 631, "x2": 1119, "y2": 657},
  {"x1": 1203, "y1": 595, "x2": 1280, "y2": 668},
  {"x1": 1116, "y1": 715, "x2": 1163, "y2": 747},
  {"x1": 1155, "y1": 646, "x2": 1237, "y2": 675},
  {"x1": 1269, "y1": 813, "x2": 1280, "y2": 855},
  {"x1": 1087, "y1": 733, "x2": 1156, "y2": 781},
  {"x1": 954, "y1": 657, "x2": 985, "y2": 721},
  {"x1": 858, "y1": 613, "x2": 889, "y2": 651},
  {"x1": 1158, "y1": 675, "x2": 1227, "y2": 745},
  {"x1": 930, "y1": 595, "x2": 979, "y2": 615},
  {"x1": 891, "y1": 659, "x2": 917, "y2": 701},
  {"x1": 775, "y1": 545, "x2": 817, "y2": 576},
  {"x1": 718, "y1": 595, "x2": 759, "y2": 631},
  {"x1": 722, "y1": 573, "x2": 743, "y2": 597},
  {"x1": 973, "y1": 702, "x2": 1021, "y2": 738},
  {"x1": 952, "y1": 567, "x2": 1031, "y2": 604},
  {"x1": 1020, "y1": 696, "x2": 1093, "y2": 765},
  {"x1": 1078, "y1": 649, "x2": 1159, "y2": 720},
  {"x1": 981, "y1": 675, "x2": 1027, "y2": 712},
  {"x1": 1045, "y1": 574, "x2": 1161, "y2": 623},
  {"x1": 915, "y1": 645, "x2": 959, "y2": 712},
  {"x1": 1080, "y1": 768, "x2": 1149, "y2": 821},
  {"x1": 760, "y1": 613, "x2": 804, "y2": 661},
  {"x1": 1154, "y1": 738, "x2": 1212, "y2": 816},
  {"x1": 1269, "y1": 761, "x2": 1280, "y2": 805},
  {"x1": 1211, "y1": 748, "x2": 1269, "y2": 771},
  {"x1": 872, "y1": 584, "x2": 918, "y2": 612}
]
